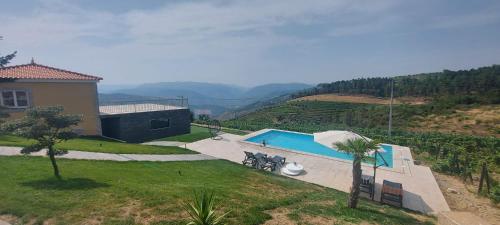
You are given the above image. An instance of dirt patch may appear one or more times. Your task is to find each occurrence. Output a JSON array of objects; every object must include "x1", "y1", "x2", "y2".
[
  {"x1": 300, "y1": 214, "x2": 337, "y2": 225},
  {"x1": 293, "y1": 94, "x2": 427, "y2": 105},
  {"x1": 262, "y1": 207, "x2": 296, "y2": 225},
  {"x1": 119, "y1": 200, "x2": 188, "y2": 225},
  {"x1": 411, "y1": 105, "x2": 500, "y2": 137},
  {"x1": 0, "y1": 215, "x2": 18, "y2": 224},
  {"x1": 434, "y1": 172, "x2": 500, "y2": 225},
  {"x1": 42, "y1": 218, "x2": 56, "y2": 225}
]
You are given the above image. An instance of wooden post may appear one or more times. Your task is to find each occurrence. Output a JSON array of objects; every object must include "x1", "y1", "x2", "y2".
[
  {"x1": 479, "y1": 163, "x2": 485, "y2": 193},
  {"x1": 478, "y1": 162, "x2": 491, "y2": 194}
]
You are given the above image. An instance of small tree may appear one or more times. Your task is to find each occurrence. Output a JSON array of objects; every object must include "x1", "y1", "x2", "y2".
[
  {"x1": 335, "y1": 138, "x2": 379, "y2": 208},
  {"x1": 4, "y1": 106, "x2": 82, "y2": 179},
  {"x1": 0, "y1": 51, "x2": 17, "y2": 68}
]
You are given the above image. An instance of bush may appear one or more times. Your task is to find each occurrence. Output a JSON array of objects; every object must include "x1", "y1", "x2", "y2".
[
  {"x1": 432, "y1": 160, "x2": 451, "y2": 173},
  {"x1": 490, "y1": 185, "x2": 500, "y2": 204}
]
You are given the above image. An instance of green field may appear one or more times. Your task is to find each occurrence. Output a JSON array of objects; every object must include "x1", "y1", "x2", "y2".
[
  {"x1": 156, "y1": 124, "x2": 248, "y2": 142},
  {"x1": 0, "y1": 156, "x2": 433, "y2": 225},
  {"x1": 0, "y1": 135, "x2": 195, "y2": 155}
]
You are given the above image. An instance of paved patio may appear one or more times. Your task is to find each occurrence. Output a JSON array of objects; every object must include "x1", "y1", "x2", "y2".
[{"x1": 186, "y1": 132, "x2": 450, "y2": 214}]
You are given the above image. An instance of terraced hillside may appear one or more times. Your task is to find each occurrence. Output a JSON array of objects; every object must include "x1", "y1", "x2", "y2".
[{"x1": 224, "y1": 100, "x2": 499, "y2": 136}]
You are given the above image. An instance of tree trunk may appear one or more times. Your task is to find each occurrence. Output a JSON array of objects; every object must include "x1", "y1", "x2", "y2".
[
  {"x1": 348, "y1": 157, "x2": 362, "y2": 208},
  {"x1": 48, "y1": 146, "x2": 61, "y2": 179}
]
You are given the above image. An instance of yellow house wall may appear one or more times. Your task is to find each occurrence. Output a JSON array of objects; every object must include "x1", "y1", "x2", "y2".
[{"x1": 0, "y1": 81, "x2": 101, "y2": 135}]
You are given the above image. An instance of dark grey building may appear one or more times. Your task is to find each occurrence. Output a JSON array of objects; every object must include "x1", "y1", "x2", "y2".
[{"x1": 99, "y1": 102, "x2": 190, "y2": 143}]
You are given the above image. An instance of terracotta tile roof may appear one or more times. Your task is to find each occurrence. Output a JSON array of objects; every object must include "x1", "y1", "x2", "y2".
[{"x1": 0, "y1": 63, "x2": 102, "y2": 81}]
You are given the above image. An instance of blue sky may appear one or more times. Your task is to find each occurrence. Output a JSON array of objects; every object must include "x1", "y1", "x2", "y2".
[{"x1": 1, "y1": 0, "x2": 499, "y2": 86}]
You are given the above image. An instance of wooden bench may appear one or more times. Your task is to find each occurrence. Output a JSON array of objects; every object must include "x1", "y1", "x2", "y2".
[{"x1": 381, "y1": 180, "x2": 403, "y2": 207}]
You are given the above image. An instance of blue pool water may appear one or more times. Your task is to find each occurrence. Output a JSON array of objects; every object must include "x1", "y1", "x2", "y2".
[{"x1": 245, "y1": 130, "x2": 393, "y2": 168}]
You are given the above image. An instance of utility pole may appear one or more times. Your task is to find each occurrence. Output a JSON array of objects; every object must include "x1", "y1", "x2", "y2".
[{"x1": 388, "y1": 79, "x2": 394, "y2": 138}]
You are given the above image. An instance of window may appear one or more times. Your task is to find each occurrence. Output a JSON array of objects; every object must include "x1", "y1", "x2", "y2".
[
  {"x1": 1, "y1": 90, "x2": 29, "y2": 108},
  {"x1": 150, "y1": 119, "x2": 170, "y2": 130}
]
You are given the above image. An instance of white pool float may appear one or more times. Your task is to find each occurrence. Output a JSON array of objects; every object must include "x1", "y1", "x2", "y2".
[{"x1": 281, "y1": 162, "x2": 304, "y2": 176}]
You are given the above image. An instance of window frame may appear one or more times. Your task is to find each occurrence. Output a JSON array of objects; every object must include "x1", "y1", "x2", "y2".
[
  {"x1": 0, "y1": 89, "x2": 30, "y2": 109},
  {"x1": 150, "y1": 118, "x2": 170, "y2": 130}
]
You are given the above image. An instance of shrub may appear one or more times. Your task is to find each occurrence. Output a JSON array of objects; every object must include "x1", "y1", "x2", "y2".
[
  {"x1": 490, "y1": 185, "x2": 500, "y2": 204},
  {"x1": 432, "y1": 160, "x2": 451, "y2": 173}
]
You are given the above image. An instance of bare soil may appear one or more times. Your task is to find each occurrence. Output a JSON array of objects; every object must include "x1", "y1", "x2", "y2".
[
  {"x1": 293, "y1": 94, "x2": 427, "y2": 105},
  {"x1": 411, "y1": 105, "x2": 500, "y2": 137},
  {"x1": 433, "y1": 172, "x2": 500, "y2": 225}
]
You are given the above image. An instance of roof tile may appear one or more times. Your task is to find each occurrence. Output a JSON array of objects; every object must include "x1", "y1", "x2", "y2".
[{"x1": 0, "y1": 63, "x2": 102, "y2": 81}]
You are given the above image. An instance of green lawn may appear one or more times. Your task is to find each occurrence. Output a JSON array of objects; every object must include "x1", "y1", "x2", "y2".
[
  {"x1": 0, "y1": 135, "x2": 195, "y2": 155},
  {"x1": 0, "y1": 156, "x2": 434, "y2": 225},
  {"x1": 156, "y1": 125, "x2": 248, "y2": 142}
]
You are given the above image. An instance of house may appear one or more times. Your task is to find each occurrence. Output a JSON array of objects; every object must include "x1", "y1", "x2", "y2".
[
  {"x1": 0, "y1": 61, "x2": 191, "y2": 142},
  {"x1": 0, "y1": 61, "x2": 102, "y2": 135}
]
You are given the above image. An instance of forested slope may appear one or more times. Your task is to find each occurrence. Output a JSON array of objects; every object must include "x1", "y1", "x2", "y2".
[{"x1": 294, "y1": 65, "x2": 500, "y2": 104}]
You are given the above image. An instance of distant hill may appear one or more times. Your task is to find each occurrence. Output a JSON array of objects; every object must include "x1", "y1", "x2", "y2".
[
  {"x1": 99, "y1": 93, "x2": 156, "y2": 103},
  {"x1": 243, "y1": 83, "x2": 312, "y2": 99},
  {"x1": 100, "y1": 82, "x2": 312, "y2": 117}
]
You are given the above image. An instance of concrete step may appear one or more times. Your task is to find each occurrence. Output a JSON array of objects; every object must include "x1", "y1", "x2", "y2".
[{"x1": 438, "y1": 211, "x2": 491, "y2": 225}]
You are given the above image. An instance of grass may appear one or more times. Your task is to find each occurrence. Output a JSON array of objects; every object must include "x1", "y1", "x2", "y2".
[
  {"x1": 0, "y1": 135, "x2": 195, "y2": 155},
  {"x1": 0, "y1": 156, "x2": 434, "y2": 225},
  {"x1": 157, "y1": 125, "x2": 212, "y2": 142},
  {"x1": 156, "y1": 124, "x2": 248, "y2": 143}
]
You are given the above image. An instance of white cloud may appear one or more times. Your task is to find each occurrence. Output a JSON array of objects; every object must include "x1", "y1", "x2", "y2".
[{"x1": 1, "y1": 0, "x2": 499, "y2": 85}]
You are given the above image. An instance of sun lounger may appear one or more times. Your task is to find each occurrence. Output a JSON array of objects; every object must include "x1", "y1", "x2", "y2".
[
  {"x1": 360, "y1": 174, "x2": 374, "y2": 198},
  {"x1": 242, "y1": 151, "x2": 257, "y2": 167},
  {"x1": 254, "y1": 153, "x2": 268, "y2": 169},
  {"x1": 381, "y1": 180, "x2": 403, "y2": 207}
]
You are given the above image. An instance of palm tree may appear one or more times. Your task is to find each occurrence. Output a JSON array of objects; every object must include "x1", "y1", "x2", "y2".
[{"x1": 335, "y1": 138, "x2": 379, "y2": 208}]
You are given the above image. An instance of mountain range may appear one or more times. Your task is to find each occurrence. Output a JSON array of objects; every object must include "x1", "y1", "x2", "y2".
[{"x1": 99, "y1": 82, "x2": 312, "y2": 117}]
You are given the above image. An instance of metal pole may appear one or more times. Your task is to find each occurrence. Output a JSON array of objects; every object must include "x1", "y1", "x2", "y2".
[
  {"x1": 372, "y1": 151, "x2": 377, "y2": 201},
  {"x1": 388, "y1": 79, "x2": 394, "y2": 137}
]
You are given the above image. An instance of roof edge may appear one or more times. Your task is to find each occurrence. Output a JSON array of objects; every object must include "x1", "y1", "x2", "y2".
[{"x1": 0, "y1": 63, "x2": 103, "y2": 81}]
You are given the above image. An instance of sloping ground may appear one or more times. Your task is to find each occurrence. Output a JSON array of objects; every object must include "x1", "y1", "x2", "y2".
[
  {"x1": 0, "y1": 156, "x2": 434, "y2": 225},
  {"x1": 410, "y1": 105, "x2": 500, "y2": 137},
  {"x1": 293, "y1": 94, "x2": 427, "y2": 105},
  {"x1": 434, "y1": 172, "x2": 500, "y2": 225}
]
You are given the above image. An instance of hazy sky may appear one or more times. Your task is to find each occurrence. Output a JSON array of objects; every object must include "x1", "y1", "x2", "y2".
[{"x1": 1, "y1": 0, "x2": 499, "y2": 86}]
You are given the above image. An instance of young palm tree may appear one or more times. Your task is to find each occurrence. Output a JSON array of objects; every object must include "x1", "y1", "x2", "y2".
[
  {"x1": 184, "y1": 190, "x2": 230, "y2": 225},
  {"x1": 335, "y1": 138, "x2": 379, "y2": 208}
]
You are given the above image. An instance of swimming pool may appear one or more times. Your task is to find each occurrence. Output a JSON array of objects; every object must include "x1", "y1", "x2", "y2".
[{"x1": 245, "y1": 130, "x2": 393, "y2": 168}]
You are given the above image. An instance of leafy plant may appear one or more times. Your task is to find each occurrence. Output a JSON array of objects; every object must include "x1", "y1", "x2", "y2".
[
  {"x1": 184, "y1": 190, "x2": 230, "y2": 225},
  {"x1": 490, "y1": 185, "x2": 500, "y2": 204}
]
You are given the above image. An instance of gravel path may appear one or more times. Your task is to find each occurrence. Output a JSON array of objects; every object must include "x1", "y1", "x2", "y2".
[{"x1": 0, "y1": 146, "x2": 216, "y2": 162}]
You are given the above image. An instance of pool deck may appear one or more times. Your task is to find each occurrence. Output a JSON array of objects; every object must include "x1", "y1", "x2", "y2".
[{"x1": 186, "y1": 130, "x2": 450, "y2": 214}]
